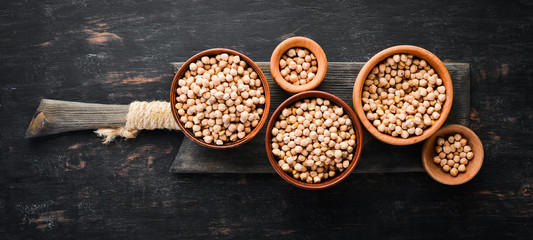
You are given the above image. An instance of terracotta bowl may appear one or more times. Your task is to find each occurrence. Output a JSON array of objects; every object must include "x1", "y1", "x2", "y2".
[
  {"x1": 352, "y1": 45, "x2": 454, "y2": 145},
  {"x1": 270, "y1": 37, "x2": 327, "y2": 94},
  {"x1": 422, "y1": 124, "x2": 484, "y2": 185},
  {"x1": 265, "y1": 90, "x2": 363, "y2": 190},
  {"x1": 170, "y1": 48, "x2": 270, "y2": 149}
]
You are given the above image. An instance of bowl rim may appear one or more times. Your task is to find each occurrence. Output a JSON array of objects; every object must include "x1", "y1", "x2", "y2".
[
  {"x1": 270, "y1": 36, "x2": 327, "y2": 94},
  {"x1": 170, "y1": 48, "x2": 270, "y2": 149},
  {"x1": 352, "y1": 45, "x2": 454, "y2": 145},
  {"x1": 421, "y1": 124, "x2": 484, "y2": 185},
  {"x1": 265, "y1": 90, "x2": 364, "y2": 190}
]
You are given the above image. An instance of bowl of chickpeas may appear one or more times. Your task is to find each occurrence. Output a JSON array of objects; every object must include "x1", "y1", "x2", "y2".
[
  {"x1": 353, "y1": 45, "x2": 453, "y2": 145},
  {"x1": 270, "y1": 37, "x2": 327, "y2": 94},
  {"x1": 422, "y1": 124, "x2": 484, "y2": 185},
  {"x1": 265, "y1": 91, "x2": 363, "y2": 190},
  {"x1": 170, "y1": 48, "x2": 270, "y2": 149}
]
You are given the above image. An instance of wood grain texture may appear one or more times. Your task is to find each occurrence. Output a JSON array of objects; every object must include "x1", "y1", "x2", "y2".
[
  {"x1": 1, "y1": 0, "x2": 532, "y2": 239},
  {"x1": 170, "y1": 62, "x2": 470, "y2": 173},
  {"x1": 25, "y1": 99, "x2": 130, "y2": 138}
]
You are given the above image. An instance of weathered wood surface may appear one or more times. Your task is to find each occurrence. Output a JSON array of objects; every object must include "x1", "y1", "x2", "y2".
[
  {"x1": 25, "y1": 99, "x2": 130, "y2": 138},
  {"x1": 1, "y1": 0, "x2": 532, "y2": 239},
  {"x1": 170, "y1": 62, "x2": 470, "y2": 173}
]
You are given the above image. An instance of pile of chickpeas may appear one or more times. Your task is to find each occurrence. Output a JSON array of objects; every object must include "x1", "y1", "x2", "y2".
[
  {"x1": 175, "y1": 53, "x2": 266, "y2": 145},
  {"x1": 433, "y1": 134, "x2": 474, "y2": 176},
  {"x1": 279, "y1": 48, "x2": 318, "y2": 86},
  {"x1": 270, "y1": 98, "x2": 356, "y2": 184},
  {"x1": 361, "y1": 54, "x2": 447, "y2": 138}
]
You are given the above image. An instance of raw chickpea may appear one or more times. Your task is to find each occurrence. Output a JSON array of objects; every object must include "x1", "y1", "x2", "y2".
[
  {"x1": 362, "y1": 54, "x2": 446, "y2": 138},
  {"x1": 447, "y1": 160, "x2": 455, "y2": 166},
  {"x1": 280, "y1": 48, "x2": 319, "y2": 85},
  {"x1": 454, "y1": 133, "x2": 462, "y2": 141},
  {"x1": 450, "y1": 168, "x2": 458, "y2": 176},
  {"x1": 175, "y1": 53, "x2": 265, "y2": 145},
  {"x1": 440, "y1": 159, "x2": 447, "y2": 166},
  {"x1": 443, "y1": 146, "x2": 451, "y2": 154},
  {"x1": 432, "y1": 133, "x2": 474, "y2": 177},
  {"x1": 270, "y1": 98, "x2": 356, "y2": 184},
  {"x1": 464, "y1": 145, "x2": 472, "y2": 152},
  {"x1": 281, "y1": 164, "x2": 290, "y2": 172}
]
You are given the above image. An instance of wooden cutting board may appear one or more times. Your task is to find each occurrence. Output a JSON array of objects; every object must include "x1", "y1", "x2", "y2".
[{"x1": 169, "y1": 62, "x2": 470, "y2": 173}]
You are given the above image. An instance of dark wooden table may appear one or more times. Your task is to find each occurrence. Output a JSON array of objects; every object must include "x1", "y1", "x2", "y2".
[{"x1": 1, "y1": 0, "x2": 532, "y2": 239}]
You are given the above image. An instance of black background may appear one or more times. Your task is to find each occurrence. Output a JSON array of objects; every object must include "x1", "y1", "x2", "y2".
[{"x1": 1, "y1": 0, "x2": 532, "y2": 239}]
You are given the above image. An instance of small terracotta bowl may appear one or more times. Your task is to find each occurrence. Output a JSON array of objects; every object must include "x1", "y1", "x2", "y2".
[
  {"x1": 170, "y1": 48, "x2": 270, "y2": 149},
  {"x1": 422, "y1": 124, "x2": 484, "y2": 185},
  {"x1": 270, "y1": 37, "x2": 327, "y2": 94},
  {"x1": 265, "y1": 91, "x2": 363, "y2": 190},
  {"x1": 352, "y1": 45, "x2": 453, "y2": 145}
]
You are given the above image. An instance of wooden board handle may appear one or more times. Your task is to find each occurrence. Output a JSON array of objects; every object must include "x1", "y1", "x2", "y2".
[{"x1": 26, "y1": 99, "x2": 130, "y2": 138}]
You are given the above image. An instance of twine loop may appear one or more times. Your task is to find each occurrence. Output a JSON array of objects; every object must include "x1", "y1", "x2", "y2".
[{"x1": 95, "y1": 101, "x2": 180, "y2": 144}]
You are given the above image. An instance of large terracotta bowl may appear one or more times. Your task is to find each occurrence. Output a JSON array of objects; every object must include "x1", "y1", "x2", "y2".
[
  {"x1": 352, "y1": 45, "x2": 453, "y2": 145},
  {"x1": 422, "y1": 124, "x2": 484, "y2": 185},
  {"x1": 170, "y1": 48, "x2": 270, "y2": 149},
  {"x1": 265, "y1": 91, "x2": 363, "y2": 190},
  {"x1": 270, "y1": 37, "x2": 327, "y2": 94}
]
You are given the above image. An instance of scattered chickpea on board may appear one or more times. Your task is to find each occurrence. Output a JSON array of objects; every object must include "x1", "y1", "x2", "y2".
[
  {"x1": 433, "y1": 133, "x2": 474, "y2": 177},
  {"x1": 279, "y1": 48, "x2": 318, "y2": 85},
  {"x1": 361, "y1": 54, "x2": 447, "y2": 138},
  {"x1": 175, "y1": 53, "x2": 266, "y2": 145},
  {"x1": 270, "y1": 97, "x2": 356, "y2": 184}
]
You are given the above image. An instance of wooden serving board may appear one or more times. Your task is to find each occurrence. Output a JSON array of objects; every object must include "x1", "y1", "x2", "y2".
[{"x1": 169, "y1": 62, "x2": 470, "y2": 174}]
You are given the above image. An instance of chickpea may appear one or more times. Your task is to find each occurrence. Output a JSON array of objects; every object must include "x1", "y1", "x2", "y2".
[
  {"x1": 464, "y1": 145, "x2": 472, "y2": 152},
  {"x1": 175, "y1": 53, "x2": 265, "y2": 145},
  {"x1": 362, "y1": 55, "x2": 446, "y2": 138},
  {"x1": 281, "y1": 164, "x2": 290, "y2": 172},
  {"x1": 440, "y1": 159, "x2": 447, "y2": 166},
  {"x1": 447, "y1": 160, "x2": 455, "y2": 166},
  {"x1": 450, "y1": 168, "x2": 458, "y2": 176},
  {"x1": 270, "y1": 98, "x2": 356, "y2": 184},
  {"x1": 432, "y1": 133, "x2": 474, "y2": 177},
  {"x1": 279, "y1": 48, "x2": 319, "y2": 85}
]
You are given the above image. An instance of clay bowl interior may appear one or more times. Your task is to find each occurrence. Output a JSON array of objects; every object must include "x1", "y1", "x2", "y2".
[
  {"x1": 265, "y1": 90, "x2": 363, "y2": 190},
  {"x1": 352, "y1": 45, "x2": 453, "y2": 145},
  {"x1": 170, "y1": 48, "x2": 270, "y2": 149},
  {"x1": 422, "y1": 124, "x2": 484, "y2": 185},
  {"x1": 270, "y1": 37, "x2": 327, "y2": 94}
]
